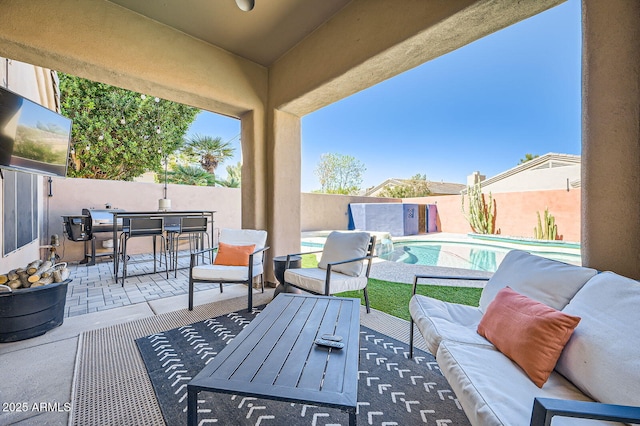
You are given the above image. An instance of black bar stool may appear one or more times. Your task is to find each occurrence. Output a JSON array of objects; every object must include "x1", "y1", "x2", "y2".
[
  {"x1": 119, "y1": 217, "x2": 168, "y2": 286},
  {"x1": 169, "y1": 216, "x2": 210, "y2": 276}
]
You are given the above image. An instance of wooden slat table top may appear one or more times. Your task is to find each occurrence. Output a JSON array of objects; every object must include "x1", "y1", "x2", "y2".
[{"x1": 188, "y1": 293, "x2": 360, "y2": 410}]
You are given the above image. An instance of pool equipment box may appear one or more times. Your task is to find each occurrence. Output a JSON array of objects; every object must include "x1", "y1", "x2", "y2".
[{"x1": 348, "y1": 203, "x2": 419, "y2": 236}]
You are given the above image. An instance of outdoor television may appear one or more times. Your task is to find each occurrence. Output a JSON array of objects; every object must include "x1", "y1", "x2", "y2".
[{"x1": 0, "y1": 86, "x2": 72, "y2": 177}]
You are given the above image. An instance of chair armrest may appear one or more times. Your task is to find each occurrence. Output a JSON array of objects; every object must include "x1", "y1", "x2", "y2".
[
  {"x1": 284, "y1": 250, "x2": 323, "y2": 268},
  {"x1": 412, "y1": 274, "x2": 490, "y2": 295},
  {"x1": 190, "y1": 246, "x2": 220, "y2": 267},
  {"x1": 530, "y1": 397, "x2": 640, "y2": 426},
  {"x1": 250, "y1": 246, "x2": 270, "y2": 256}
]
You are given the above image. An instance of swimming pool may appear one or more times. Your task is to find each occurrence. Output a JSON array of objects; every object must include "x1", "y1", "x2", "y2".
[{"x1": 379, "y1": 239, "x2": 581, "y2": 272}]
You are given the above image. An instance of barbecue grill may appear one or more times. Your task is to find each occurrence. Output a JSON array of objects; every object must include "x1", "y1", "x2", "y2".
[{"x1": 62, "y1": 208, "x2": 124, "y2": 265}]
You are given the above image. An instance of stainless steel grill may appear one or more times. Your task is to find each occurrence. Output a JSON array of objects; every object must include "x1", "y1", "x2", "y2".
[
  {"x1": 62, "y1": 208, "x2": 125, "y2": 265},
  {"x1": 82, "y1": 208, "x2": 125, "y2": 235}
]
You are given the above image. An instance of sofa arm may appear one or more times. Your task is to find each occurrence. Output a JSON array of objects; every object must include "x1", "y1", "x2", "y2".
[
  {"x1": 413, "y1": 274, "x2": 490, "y2": 295},
  {"x1": 530, "y1": 397, "x2": 640, "y2": 426}
]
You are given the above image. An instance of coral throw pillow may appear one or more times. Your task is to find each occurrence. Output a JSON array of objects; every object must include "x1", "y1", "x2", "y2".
[
  {"x1": 213, "y1": 242, "x2": 256, "y2": 266},
  {"x1": 477, "y1": 286, "x2": 581, "y2": 388}
]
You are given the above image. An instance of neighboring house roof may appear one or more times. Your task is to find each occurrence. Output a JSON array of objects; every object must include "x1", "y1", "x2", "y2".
[
  {"x1": 467, "y1": 153, "x2": 581, "y2": 194},
  {"x1": 363, "y1": 178, "x2": 465, "y2": 197}
]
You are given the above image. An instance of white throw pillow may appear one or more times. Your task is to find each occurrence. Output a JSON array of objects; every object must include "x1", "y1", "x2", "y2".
[
  {"x1": 479, "y1": 250, "x2": 597, "y2": 312},
  {"x1": 318, "y1": 231, "x2": 371, "y2": 277},
  {"x1": 557, "y1": 272, "x2": 640, "y2": 407}
]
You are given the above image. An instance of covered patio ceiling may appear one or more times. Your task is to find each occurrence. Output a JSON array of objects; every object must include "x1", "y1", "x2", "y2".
[
  {"x1": 107, "y1": 0, "x2": 353, "y2": 67},
  {"x1": 2, "y1": 0, "x2": 638, "y2": 279}
]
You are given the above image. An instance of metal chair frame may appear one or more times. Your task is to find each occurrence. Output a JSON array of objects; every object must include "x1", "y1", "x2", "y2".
[
  {"x1": 283, "y1": 235, "x2": 377, "y2": 313},
  {"x1": 169, "y1": 216, "x2": 211, "y2": 277},
  {"x1": 118, "y1": 217, "x2": 168, "y2": 286},
  {"x1": 188, "y1": 242, "x2": 269, "y2": 313}
]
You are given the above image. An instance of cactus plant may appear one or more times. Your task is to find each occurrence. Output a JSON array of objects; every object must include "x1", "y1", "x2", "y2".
[
  {"x1": 534, "y1": 208, "x2": 558, "y2": 240},
  {"x1": 461, "y1": 182, "x2": 497, "y2": 234}
]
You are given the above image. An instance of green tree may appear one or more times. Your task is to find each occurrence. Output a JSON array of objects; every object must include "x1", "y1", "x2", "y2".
[
  {"x1": 379, "y1": 174, "x2": 431, "y2": 198},
  {"x1": 167, "y1": 164, "x2": 216, "y2": 186},
  {"x1": 182, "y1": 135, "x2": 234, "y2": 176},
  {"x1": 314, "y1": 153, "x2": 366, "y2": 195},
  {"x1": 59, "y1": 73, "x2": 199, "y2": 180},
  {"x1": 216, "y1": 162, "x2": 241, "y2": 187},
  {"x1": 518, "y1": 153, "x2": 539, "y2": 164}
]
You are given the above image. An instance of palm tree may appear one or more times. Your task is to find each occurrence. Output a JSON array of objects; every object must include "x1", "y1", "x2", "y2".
[
  {"x1": 167, "y1": 164, "x2": 216, "y2": 186},
  {"x1": 518, "y1": 153, "x2": 539, "y2": 164},
  {"x1": 183, "y1": 134, "x2": 235, "y2": 175},
  {"x1": 216, "y1": 162, "x2": 241, "y2": 188}
]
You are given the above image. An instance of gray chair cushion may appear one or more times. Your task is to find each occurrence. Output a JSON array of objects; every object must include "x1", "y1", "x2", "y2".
[{"x1": 317, "y1": 231, "x2": 370, "y2": 277}]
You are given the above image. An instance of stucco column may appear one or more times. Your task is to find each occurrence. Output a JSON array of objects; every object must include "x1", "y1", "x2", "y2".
[
  {"x1": 266, "y1": 109, "x2": 302, "y2": 284},
  {"x1": 581, "y1": 0, "x2": 640, "y2": 277}
]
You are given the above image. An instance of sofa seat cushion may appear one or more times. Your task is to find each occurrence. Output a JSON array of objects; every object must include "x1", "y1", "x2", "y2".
[
  {"x1": 479, "y1": 250, "x2": 597, "y2": 313},
  {"x1": 192, "y1": 263, "x2": 263, "y2": 281},
  {"x1": 284, "y1": 268, "x2": 367, "y2": 294},
  {"x1": 557, "y1": 272, "x2": 640, "y2": 408},
  {"x1": 409, "y1": 294, "x2": 490, "y2": 356},
  {"x1": 436, "y1": 341, "x2": 620, "y2": 426}
]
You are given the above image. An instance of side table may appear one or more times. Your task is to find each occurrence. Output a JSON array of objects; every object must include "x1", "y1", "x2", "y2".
[{"x1": 273, "y1": 255, "x2": 301, "y2": 297}]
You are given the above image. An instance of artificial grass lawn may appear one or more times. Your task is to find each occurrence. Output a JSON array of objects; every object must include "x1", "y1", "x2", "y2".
[
  {"x1": 300, "y1": 254, "x2": 482, "y2": 321},
  {"x1": 337, "y1": 279, "x2": 482, "y2": 321}
]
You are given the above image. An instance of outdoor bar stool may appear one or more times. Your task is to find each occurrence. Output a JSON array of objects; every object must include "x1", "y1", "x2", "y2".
[
  {"x1": 169, "y1": 216, "x2": 210, "y2": 277},
  {"x1": 119, "y1": 217, "x2": 168, "y2": 286}
]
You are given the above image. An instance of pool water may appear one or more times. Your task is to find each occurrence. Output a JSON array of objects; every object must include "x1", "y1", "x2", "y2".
[{"x1": 379, "y1": 240, "x2": 581, "y2": 273}]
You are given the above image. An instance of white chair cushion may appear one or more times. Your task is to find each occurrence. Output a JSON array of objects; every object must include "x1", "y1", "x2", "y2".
[
  {"x1": 219, "y1": 228, "x2": 267, "y2": 267},
  {"x1": 284, "y1": 267, "x2": 367, "y2": 295},
  {"x1": 409, "y1": 294, "x2": 490, "y2": 356},
  {"x1": 318, "y1": 231, "x2": 370, "y2": 277},
  {"x1": 479, "y1": 250, "x2": 597, "y2": 313},
  {"x1": 556, "y1": 272, "x2": 640, "y2": 407},
  {"x1": 192, "y1": 262, "x2": 263, "y2": 282}
]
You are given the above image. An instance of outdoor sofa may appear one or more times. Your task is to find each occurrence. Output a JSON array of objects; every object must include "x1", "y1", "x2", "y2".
[{"x1": 409, "y1": 249, "x2": 640, "y2": 425}]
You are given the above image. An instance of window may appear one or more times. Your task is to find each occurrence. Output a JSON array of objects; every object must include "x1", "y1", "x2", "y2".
[{"x1": 3, "y1": 170, "x2": 37, "y2": 255}]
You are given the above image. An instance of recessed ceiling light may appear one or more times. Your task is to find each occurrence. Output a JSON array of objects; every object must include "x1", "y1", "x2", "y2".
[{"x1": 235, "y1": 0, "x2": 255, "y2": 12}]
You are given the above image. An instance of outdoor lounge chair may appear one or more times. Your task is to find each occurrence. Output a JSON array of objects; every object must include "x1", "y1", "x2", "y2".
[
  {"x1": 283, "y1": 231, "x2": 376, "y2": 313},
  {"x1": 188, "y1": 228, "x2": 269, "y2": 312}
]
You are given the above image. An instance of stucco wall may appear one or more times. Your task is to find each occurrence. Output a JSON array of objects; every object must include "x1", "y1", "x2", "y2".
[
  {"x1": 301, "y1": 193, "x2": 399, "y2": 232},
  {"x1": 36, "y1": 176, "x2": 581, "y2": 265},
  {"x1": 407, "y1": 188, "x2": 581, "y2": 242},
  {"x1": 46, "y1": 177, "x2": 241, "y2": 262}
]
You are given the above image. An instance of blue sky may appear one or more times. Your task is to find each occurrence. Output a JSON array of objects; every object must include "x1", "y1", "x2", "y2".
[{"x1": 187, "y1": 0, "x2": 581, "y2": 192}]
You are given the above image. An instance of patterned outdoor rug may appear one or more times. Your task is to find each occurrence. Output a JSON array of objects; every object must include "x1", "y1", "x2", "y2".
[{"x1": 136, "y1": 307, "x2": 470, "y2": 426}]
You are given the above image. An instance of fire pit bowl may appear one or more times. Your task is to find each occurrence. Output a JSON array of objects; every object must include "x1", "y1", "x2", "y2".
[{"x1": 0, "y1": 280, "x2": 69, "y2": 343}]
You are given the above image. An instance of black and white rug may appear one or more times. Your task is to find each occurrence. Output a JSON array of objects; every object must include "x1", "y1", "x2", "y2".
[{"x1": 135, "y1": 307, "x2": 470, "y2": 426}]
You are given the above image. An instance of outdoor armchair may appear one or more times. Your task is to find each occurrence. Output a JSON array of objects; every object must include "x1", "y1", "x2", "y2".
[
  {"x1": 188, "y1": 228, "x2": 269, "y2": 312},
  {"x1": 283, "y1": 231, "x2": 376, "y2": 313}
]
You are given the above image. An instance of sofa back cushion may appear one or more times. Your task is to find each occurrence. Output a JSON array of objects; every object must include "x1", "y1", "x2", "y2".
[
  {"x1": 479, "y1": 250, "x2": 597, "y2": 313},
  {"x1": 556, "y1": 272, "x2": 640, "y2": 407}
]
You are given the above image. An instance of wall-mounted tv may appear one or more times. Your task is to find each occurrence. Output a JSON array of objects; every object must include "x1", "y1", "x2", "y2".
[{"x1": 0, "y1": 86, "x2": 72, "y2": 177}]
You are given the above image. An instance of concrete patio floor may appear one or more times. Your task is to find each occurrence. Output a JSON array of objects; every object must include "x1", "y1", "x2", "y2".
[{"x1": 0, "y1": 253, "x2": 481, "y2": 425}]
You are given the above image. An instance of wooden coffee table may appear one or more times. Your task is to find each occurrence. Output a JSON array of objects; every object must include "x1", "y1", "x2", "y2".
[{"x1": 187, "y1": 293, "x2": 361, "y2": 425}]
